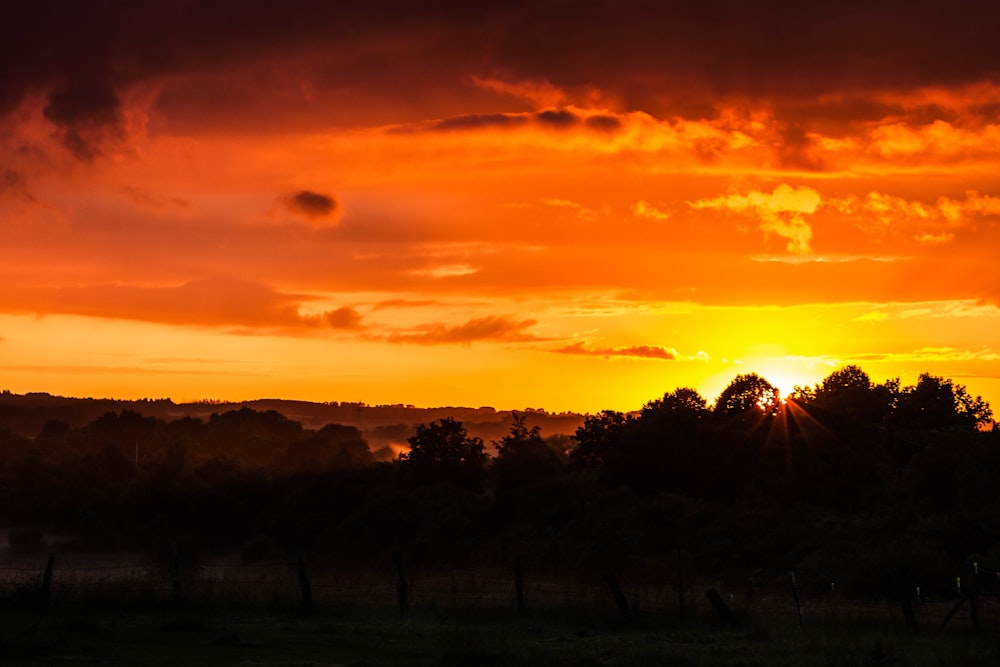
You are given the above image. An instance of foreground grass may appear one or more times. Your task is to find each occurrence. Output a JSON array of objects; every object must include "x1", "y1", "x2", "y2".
[{"x1": 2, "y1": 601, "x2": 999, "y2": 667}]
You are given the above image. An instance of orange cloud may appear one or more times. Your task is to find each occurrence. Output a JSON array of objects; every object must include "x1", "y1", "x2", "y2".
[
  {"x1": 0, "y1": 277, "x2": 362, "y2": 332},
  {"x1": 385, "y1": 315, "x2": 540, "y2": 346},
  {"x1": 689, "y1": 184, "x2": 820, "y2": 254},
  {"x1": 631, "y1": 200, "x2": 670, "y2": 221},
  {"x1": 554, "y1": 342, "x2": 678, "y2": 360}
]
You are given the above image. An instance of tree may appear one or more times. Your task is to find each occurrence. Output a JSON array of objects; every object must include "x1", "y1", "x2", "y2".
[
  {"x1": 570, "y1": 410, "x2": 630, "y2": 470},
  {"x1": 714, "y1": 373, "x2": 780, "y2": 422},
  {"x1": 492, "y1": 412, "x2": 560, "y2": 488},
  {"x1": 808, "y1": 365, "x2": 893, "y2": 434},
  {"x1": 895, "y1": 374, "x2": 993, "y2": 431},
  {"x1": 401, "y1": 418, "x2": 487, "y2": 489},
  {"x1": 640, "y1": 387, "x2": 709, "y2": 430},
  {"x1": 283, "y1": 423, "x2": 373, "y2": 472}
]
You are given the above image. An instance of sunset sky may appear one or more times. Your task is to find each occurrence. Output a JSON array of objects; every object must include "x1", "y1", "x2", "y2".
[{"x1": 2, "y1": 1, "x2": 999, "y2": 414}]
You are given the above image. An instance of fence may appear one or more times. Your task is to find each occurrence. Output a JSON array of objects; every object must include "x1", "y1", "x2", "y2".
[{"x1": 1, "y1": 551, "x2": 998, "y2": 633}]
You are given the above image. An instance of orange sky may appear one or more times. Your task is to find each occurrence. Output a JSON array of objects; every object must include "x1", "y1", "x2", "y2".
[{"x1": 1, "y1": 1, "x2": 999, "y2": 414}]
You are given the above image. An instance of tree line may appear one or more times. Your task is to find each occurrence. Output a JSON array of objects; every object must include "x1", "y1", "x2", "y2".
[{"x1": 0, "y1": 366, "x2": 996, "y2": 599}]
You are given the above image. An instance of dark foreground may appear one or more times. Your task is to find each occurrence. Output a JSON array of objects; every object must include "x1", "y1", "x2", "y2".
[{"x1": 2, "y1": 605, "x2": 999, "y2": 667}]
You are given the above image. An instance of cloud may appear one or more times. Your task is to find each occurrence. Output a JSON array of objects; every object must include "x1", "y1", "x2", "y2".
[
  {"x1": 386, "y1": 315, "x2": 539, "y2": 345},
  {"x1": 535, "y1": 109, "x2": 580, "y2": 129},
  {"x1": 631, "y1": 200, "x2": 671, "y2": 221},
  {"x1": 0, "y1": 276, "x2": 361, "y2": 333},
  {"x1": 283, "y1": 190, "x2": 339, "y2": 221},
  {"x1": 585, "y1": 115, "x2": 622, "y2": 132},
  {"x1": 825, "y1": 190, "x2": 1000, "y2": 240},
  {"x1": 310, "y1": 306, "x2": 363, "y2": 330},
  {"x1": 689, "y1": 184, "x2": 820, "y2": 254},
  {"x1": 373, "y1": 299, "x2": 441, "y2": 310},
  {"x1": 554, "y1": 342, "x2": 678, "y2": 360},
  {"x1": 42, "y1": 81, "x2": 124, "y2": 160},
  {"x1": 542, "y1": 198, "x2": 601, "y2": 221},
  {"x1": 411, "y1": 108, "x2": 623, "y2": 136},
  {"x1": 850, "y1": 347, "x2": 1000, "y2": 363},
  {"x1": 432, "y1": 113, "x2": 529, "y2": 132},
  {"x1": 408, "y1": 264, "x2": 479, "y2": 279},
  {"x1": 470, "y1": 75, "x2": 567, "y2": 107}
]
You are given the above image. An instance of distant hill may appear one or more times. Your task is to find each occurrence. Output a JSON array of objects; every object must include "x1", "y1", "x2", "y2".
[{"x1": 0, "y1": 391, "x2": 586, "y2": 450}]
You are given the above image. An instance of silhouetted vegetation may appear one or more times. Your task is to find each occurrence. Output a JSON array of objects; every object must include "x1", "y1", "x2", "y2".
[{"x1": 0, "y1": 366, "x2": 997, "y2": 611}]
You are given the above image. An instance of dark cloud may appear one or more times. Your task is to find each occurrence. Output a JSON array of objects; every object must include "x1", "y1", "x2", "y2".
[
  {"x1": 43, "y1": 82, "x2": 124, "y2": 160},
  {"x1": 777, "y1": 123, "x2": 826, "y2": 171},
  {"x1": 554, "y1": 342, "x2": 678, "y2": 360},
  {"x1": 323, "y1": 306, "x2": 363, "y2": 329},
  {"x1": 417, "y1": 109, "x2": 624, "y2": 135},
  {"x1": 284, "y1": 190, "x2": 338, "y2": 220},
  {"x1": 585, "y1": 115, "x2": 622, "y2": 132},
  {"x1": 1, "y1": 169, "x2": 24, "y2": 193},
  {"x1": 3, "y1": 1, "x2": 999, "y2": 140},
  {"x1": 432, "y1": 113, "x2": 529, "y2": 132},
  {"x1": 491, "y1": 1, "x2": 1000, "y2": 105},
  {"x1": 535, "y1": 109, "x2": 579, "y2": 128},
  {"x1": 387, "y1": 315, "x2": 539, "y2": 345}
]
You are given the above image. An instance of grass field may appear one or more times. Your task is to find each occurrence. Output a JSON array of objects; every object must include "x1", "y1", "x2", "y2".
[
  {"x1": 2, "y1": 554, "x2": 999, "y2": 665},
  {"x1": 2, "y1": 601, "x2": 999, "y2": 666}
]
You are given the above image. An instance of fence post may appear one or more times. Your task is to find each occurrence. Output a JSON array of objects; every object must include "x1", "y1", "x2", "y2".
[
  {"x1": 969, "y1": 563, "x2": 981, "y2": 630},
  {"x1": 393, "y1": 550, "x2": 408, "y2": 617},
  {"x1": 41, "y1": 555, "x2": 55, "y2": 610},
  {"x1": 789, "y1": 571, "x2": 803, "y2": 629},
  {"x1": 170, "y1": 540, "x2": 181, "y2": 604},
  {"x1": 297, "y1": 550, "x2": 313, "y2": 613},
  {"x1": 705, "y1": 587, "x2": 737, "y2": 626},
  {"x1": 899, "y1": 589, "x2": 919, "y2": 634},
  {"x1": 604, "y1": 571, "x2": 632, "y2": 625},
  {"x1": 676, "y1": 547, "x2": 685, "y2": 623},
  {"x1": 514, "y1": 556, "x2": 526, "y2": 617}
]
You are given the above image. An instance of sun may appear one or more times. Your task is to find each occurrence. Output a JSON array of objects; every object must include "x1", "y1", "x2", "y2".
[{"x1": 756, "y1": 367, "x2": 810, "y2": 400}]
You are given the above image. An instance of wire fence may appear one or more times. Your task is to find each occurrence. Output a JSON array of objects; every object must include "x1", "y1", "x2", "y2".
[{"x1": 1, "y1": 551, "x2": 998, "y2": 632}]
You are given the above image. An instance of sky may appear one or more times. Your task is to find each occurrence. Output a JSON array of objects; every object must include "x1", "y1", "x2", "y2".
[{"x1": 2, "y1": 0, "x2": 999, "y2": 414}]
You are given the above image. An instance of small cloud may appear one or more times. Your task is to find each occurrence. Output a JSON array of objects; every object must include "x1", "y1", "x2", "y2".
[
  {"x1": 323, "y1": 307, "x2": 363, "y2": 330},
  {"x1": 854, "y1": 311, "x2": 889, "y2": 322},
  {"x1": 631, "y1": 200, "x2": 671, "y2": 221},
  {"x1": 470, "y1": 75, "x2": 566, "y2": 108},
  {"x1": 535, "y1": 109, "x2": 580, "y2": 129},
  {"x1": 554, "y1": 342, "x2": 678, "y2": 360},
  {"x1": 387, "y1": 316, "x2": 539, "y2": 346},
  {"x1": 694, "y1": 350, "x2": 711, "y2": 362},
  {"x1": 432, "y1": 113, "x2": 528, "y2": 132},
  {"x1": 689, "y1": 184, "x2": 819, "y2": 254},
  {"x1": 373, "y1": 299, "x2": 441, "y2": 311},
  {"x1": 409, "y1": 264, "x2": 479, "y2": 278},
  {"x1": 915, "y1": 232, "x2": 955, "y2": 245},
  {"x1": 543, "y1": 198, "x2": 601, "y2": 221},
  {"x1": 283, "y1": 190, "x2": 339, "y2": 221}
]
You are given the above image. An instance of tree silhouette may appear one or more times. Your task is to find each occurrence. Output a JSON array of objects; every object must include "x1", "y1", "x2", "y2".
[
  {"x1": 807, "y1": 365, "x2": 895, "y2": 437},
  {"x1": 401, "y1": 418, "x2": 487, "y2": 490},
  {"x1": 492, "y1": 412, "x2": 560, "y2": 488},
  {"x1": 895, "y1": 373, "x2": 992, "y2": 431},
  {"x1": 714, "y1": 373, "x2": 780, "y2": 423},
  {"x1": 569, "y1": 410, "x2": 630, "y2": 470}
]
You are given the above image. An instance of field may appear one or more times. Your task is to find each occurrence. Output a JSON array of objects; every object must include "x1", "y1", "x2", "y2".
[
  {"x1": 2, "y1": 555, "x2": 999, "y2": 666},
  {"x1": 3, "y1": 603, "x2": 1000, "y2": 666}
]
